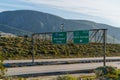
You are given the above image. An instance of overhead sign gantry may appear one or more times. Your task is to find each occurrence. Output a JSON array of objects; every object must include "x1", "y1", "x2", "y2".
[{"x1": 31, "y1": 29, "x2": 107, "y2": 66}]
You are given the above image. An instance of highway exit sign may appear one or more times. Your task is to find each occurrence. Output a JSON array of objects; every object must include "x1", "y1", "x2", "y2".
[
  {"x1": 73, "y1": 30, "x2": 89, "y2": 44},
  {"x1": 52, "y1": 32, "x2": 67, "y2": 44}
]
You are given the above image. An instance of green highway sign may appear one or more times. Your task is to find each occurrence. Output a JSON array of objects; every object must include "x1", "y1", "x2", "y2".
[
  {"x1": 52, "y1": 32, "x2": 67, "y2": 44},
  {"x1": 73, "y1": 30, "x2": 89, "y2": 44}
]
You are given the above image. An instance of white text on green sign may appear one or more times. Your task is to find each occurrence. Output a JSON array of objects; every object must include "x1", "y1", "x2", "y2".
[
  {"x1": 73, "y1": 30, "x2": 89, "y2": 44},
  {"x1": 52, "y1": 32, "x2": 67, "y2": 44}
]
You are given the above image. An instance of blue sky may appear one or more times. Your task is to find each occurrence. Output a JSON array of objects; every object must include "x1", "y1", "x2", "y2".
[{"x1": 0, "y1": 0, "x2": 120, "y2": 27}]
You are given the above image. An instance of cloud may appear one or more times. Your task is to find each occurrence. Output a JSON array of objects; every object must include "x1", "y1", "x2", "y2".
[
  {"x1": 1, "y1": 0, "x2": 120, "y2": 27},
  {"x1": 0, "y1": 3, "x2": 30, "y2": 8},
  {"x1": 21, "y1": 0, "x2": 118, "y2": 15},
  {"x1": 0, "y1": 0, "x2": 35, "y2": 11},
  {"x1": 24, "y1": 0, "x2": 120, "y2": 27}
]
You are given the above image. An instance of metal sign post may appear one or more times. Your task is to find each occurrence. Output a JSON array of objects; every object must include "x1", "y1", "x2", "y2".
[
  {"x1": 103, "y1": 29, "x2": 107, "y2": 66},
  {"x1": 32, "y1": 34, "x2": 34, "y2": 64}
]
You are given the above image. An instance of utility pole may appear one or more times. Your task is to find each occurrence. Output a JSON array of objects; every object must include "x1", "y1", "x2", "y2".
[{"x1": 113, "y1": 35, "x2": 115, "y2": 44}]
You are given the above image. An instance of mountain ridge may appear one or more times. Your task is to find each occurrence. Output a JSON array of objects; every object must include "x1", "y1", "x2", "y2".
[{"x1": 0, "y1": 10, "x2": 120, "y2": 43}]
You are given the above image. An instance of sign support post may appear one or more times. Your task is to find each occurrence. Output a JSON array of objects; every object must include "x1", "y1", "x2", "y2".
[
  {"x1": 103, "y1": 29, "x2": 107, "y2": 66},
  {"x1": 32, "y1": 34, "x2": 34, "y2": 64}
]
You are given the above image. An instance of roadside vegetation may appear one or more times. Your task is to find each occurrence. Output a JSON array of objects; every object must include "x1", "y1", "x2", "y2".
[
  {"x1": 55, "y1": 68, "x2": 120, "y2": 80},
  {"x1": 56, "y1": 68, "x2": 120, "y2": 80},
  {"x1": 0, "y1": 53, "x2": 7, "y2": 78},
  {"x1": 0, "y1": 37, "x2": 120, "y2": 79},
  {"x1": 0, "y1": 37, "x2": 120, "y2": 60},
  {"x1": 0, "y1": 67, "x2": 119, "y2": 80},
  {"x1": 95, "y1": 66, "x2": 120, "y2": 80}
]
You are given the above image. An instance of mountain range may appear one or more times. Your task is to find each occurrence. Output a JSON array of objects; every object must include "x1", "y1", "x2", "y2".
[{"x1": 0, "y1": 10, "x2": 120, "y2": 43}]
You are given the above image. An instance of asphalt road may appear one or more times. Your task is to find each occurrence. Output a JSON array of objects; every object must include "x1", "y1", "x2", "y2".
[{"x1": 5, "y1": 57, "x2": 120, "y2": 76}]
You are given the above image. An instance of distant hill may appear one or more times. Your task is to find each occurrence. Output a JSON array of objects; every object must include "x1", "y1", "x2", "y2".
[
  {"x1": 0, "y1": 31, "x2": 16, "y2": 37},
  {"x1": 0, "y1": 10, "x2": 120, "y2": 43}
]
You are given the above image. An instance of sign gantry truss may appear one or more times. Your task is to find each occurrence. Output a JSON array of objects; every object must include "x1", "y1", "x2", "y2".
[{"x1": 32, "y1": 29, "x2": 107, "y2": 66}]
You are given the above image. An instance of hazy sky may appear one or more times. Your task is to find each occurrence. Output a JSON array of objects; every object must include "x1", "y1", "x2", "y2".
[{"x1": 0, "y1": 0, "x2": 120, "y2": 27}]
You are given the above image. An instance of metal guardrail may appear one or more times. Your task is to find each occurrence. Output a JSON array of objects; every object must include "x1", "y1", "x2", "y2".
[
  {"x1": 10, "y1": 69, "x2": 94, "y2": 78},
  {"x1": 4, "y1": 58, "x2": 120, "y2": 68}
]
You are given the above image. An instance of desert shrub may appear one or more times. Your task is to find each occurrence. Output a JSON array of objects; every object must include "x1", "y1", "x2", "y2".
[
  {"x1": 79, "y1": 75, "x2": 96, "y2": 80},
  {"x1": 56, "y1": 75, "x2": 78, "y2": 80},
  {"x1": 0, "y1": 53, "x2": 7, "y2": 78},
  {"x1": 95, "y1": 66, "x2": 118, "y2": 79}
]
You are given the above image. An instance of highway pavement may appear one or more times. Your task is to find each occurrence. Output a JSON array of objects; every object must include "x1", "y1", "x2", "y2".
[{"x1": 4, "y1": 57, "x2": 120, "y2": 77}]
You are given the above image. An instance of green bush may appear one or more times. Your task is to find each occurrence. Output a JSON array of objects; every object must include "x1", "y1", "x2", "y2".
[{"x1": 95, "y1": 66, "x2": 118, "y2": 79}]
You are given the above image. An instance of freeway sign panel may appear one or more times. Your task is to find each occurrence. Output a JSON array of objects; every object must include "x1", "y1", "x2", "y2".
[
  {"x1": 73, "y1": 30, "x2": 89, "y2": 44},
  {"x1": 52, "y1": 32, "x2": 67, "y2": 44}
]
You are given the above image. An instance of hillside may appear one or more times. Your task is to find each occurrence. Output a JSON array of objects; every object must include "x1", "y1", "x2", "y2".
[
  {"x1": 0, "y1": 10, "x2": 120, "y2": 43},
  {"x1": 0, "y1": 37, "x2": 120, "y2": 60}
]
